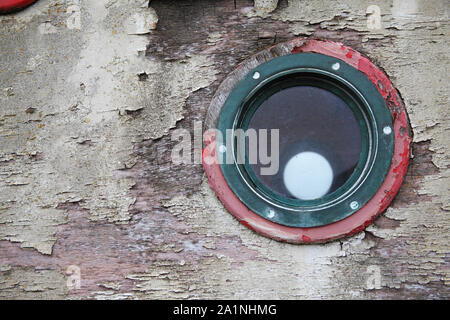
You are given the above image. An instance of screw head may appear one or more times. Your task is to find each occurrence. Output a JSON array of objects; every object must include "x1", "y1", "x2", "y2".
[
  {"x1": 350, "y1": 201, "x2": 359, "y2": 210},
  {"x1": 218, "y1": 145, "x2": 227, "y2": 153},
  {"x1": 252, "y1": 71, "x2": 260, "y2": 79},
  {"x1": 383, "y1": 126, "x2": 392, "y2": 135},
  {"x1": 332, "y1": 62, "x2": 340, "y2": 71},
  {"x1": 267, "y1": 209, "x2": 275, "y2": 218}
]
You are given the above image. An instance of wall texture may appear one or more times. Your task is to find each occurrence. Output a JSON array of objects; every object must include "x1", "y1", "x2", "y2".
[{"x1": 0, "y1": 0, "x2": 448, "y2": 299}]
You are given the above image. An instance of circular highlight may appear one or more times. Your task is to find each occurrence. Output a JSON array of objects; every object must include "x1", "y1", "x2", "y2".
[{"x1": 283, "y1": 151, "x2": 333, "y2": 200}]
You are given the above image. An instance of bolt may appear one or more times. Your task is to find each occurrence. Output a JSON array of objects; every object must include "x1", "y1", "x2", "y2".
[
  {"x1": 252, "y1": 71, "x2": 260, "y2": 79},
  {"x1": 350, "y1": 201, "x2": 359, "y2": 210},
  {"x1": 332, "y1": 62, "x2": 340, "y2": 71},
  {"x1": 383, "y1": 126, "x2": 392, "y2": 135}
]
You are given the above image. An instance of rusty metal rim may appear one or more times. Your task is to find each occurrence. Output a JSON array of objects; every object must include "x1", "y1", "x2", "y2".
[
  {"x1": 202, "y1": 39, "x2": 411, "y2": 243},
  {"x1": 0, "y1": 0, "x2": 38, "y2": 14}
]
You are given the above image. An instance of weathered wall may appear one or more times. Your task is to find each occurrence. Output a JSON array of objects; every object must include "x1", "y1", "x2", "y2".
[{"x1": 0, "y1": 0, "x2": 448, "y2": 299}]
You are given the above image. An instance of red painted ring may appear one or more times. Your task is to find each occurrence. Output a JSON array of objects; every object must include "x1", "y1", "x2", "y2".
[
  {"x1": 203, "y1": 39, "x2": 411, "y2": 243},
  {"x1": 0, "y1": 0, "x2": 38, "y2": 14}
]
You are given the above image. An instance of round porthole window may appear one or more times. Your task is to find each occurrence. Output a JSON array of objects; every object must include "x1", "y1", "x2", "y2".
[{"x1": 203, "y1": 39, "x2": 411, "y2": 243}]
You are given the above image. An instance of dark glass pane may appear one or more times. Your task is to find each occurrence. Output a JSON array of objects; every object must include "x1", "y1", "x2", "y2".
[{"x1": 247, "y1": 86, "x2": 362, "y2": 200}]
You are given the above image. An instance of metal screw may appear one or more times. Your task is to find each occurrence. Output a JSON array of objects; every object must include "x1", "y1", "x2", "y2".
[
  {"x1": 350, "y1": 201, "x2": 359, "y2": 210},
  {"x1": 218, "y1": 145, "x2": 227, "y2": 153},
  {"x1": 267, "y1": 209, "x2": 275, "y2": 218},
  {"x1": 332, "y1": 62, "x2": 340, "y2": 71},
  {"x1": 383, "y1": 126, "x2": 392, "y2": 135},
  {"x1": 252, "y1": 71, "x2": 260, "y2": 79}
]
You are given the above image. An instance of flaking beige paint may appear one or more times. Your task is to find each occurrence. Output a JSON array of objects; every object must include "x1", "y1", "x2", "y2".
[{"x1": 0, "y1": 0, "x2": 448, "y2": 299}]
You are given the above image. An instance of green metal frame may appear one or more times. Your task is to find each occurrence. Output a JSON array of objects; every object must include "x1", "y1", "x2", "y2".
[{"x1": 217, "y1": 53, "x2": 393, "y2": 227}]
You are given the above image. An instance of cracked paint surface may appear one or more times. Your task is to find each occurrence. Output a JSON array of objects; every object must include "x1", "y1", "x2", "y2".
[
  {"x1": 0, "y1": 0, "x2": 448, "y2": 299},
  {"x1": 0, "y1": 0, "x2": 217, "y2": 254}
]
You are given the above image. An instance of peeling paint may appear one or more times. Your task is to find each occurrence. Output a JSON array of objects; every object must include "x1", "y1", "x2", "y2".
[
  {"x1": 0, "y1": 0, "x2": 448, "y2": 299},
  {"x1": 0, "y1": 0, "x2": 217, "y2": 253},
  {"x1": 0, "y1": 267, "x2": 67, "y2": 299}
]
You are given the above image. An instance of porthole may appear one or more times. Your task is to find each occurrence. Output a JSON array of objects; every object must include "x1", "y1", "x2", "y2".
[{"x1": 203, "y1": 39, "x2": 411, "y2": 243}]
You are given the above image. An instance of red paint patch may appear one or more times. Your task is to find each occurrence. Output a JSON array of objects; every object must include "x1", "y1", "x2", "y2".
[
  {"x1": 301, "y1": 235, "x2": 311, "y2": 242},
  {"x1": 0, "y1": 0, "x2": 37, "y2": 14}
]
